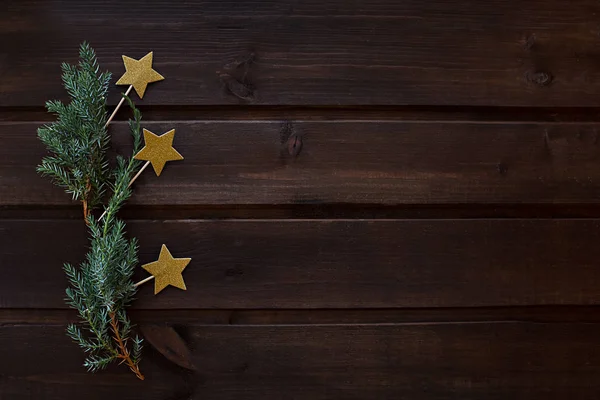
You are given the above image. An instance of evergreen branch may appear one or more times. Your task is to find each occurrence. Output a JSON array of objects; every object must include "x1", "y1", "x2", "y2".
[
  {"x1": 83, "y1": 354, "x2": 117, "y2": 373},
  {"x1": 38, "y1": 44, "x2": 144, "y2": 379},
  {"x1": 109, "y1": 311, "x2": 144, "y2": 380},
  {"x1": 37, "y1": 42, "x2": 111, "y2": 224}
]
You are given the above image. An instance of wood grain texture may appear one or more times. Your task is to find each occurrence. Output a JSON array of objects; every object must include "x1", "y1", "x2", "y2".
[
  {"x1": 3, "y1": 219, "x2": 600, "y2": 309},
  {"x1": 5, "y1": 1, "x2": 600, "y2": 396},
  {"x1": 0, "y1": 325, "x2": 189, "y2": 400},
  {"x1": 5, "y1": 120, "x2": 600, "y2": 206},
  {"x1": 2, "y1": 322, "x2": 600, "y2": 399},
  {"x1": 3, "y1": 0, "x2": 600, "y2": 107},
  {"x1": 6, "y1": 306, "x2": 600, "y2": 326}
]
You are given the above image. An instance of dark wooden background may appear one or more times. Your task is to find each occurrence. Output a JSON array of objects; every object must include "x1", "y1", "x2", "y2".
[{"x1": 3, "y1": 0, "x2": 600, "y2": 398}]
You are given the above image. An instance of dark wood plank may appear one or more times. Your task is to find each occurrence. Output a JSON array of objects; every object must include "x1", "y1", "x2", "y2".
[
  {"x1": 2, "y1": 322, "x2": 600, "y2": 399},
  {"x1": 3, "y1": 0, "x2": 600, "y2": 107},
  {"x1": 3, "y1": 219, "x2": 600, "y2": 309},
  {"x1": 5, "y1": 120, "x2": 600, "y2": 206},
  {"x1": 4, "y1": 306, "x2": 600, "y2": 325},
  {"x1": 0, "y1": 324, "x2": 188, "y2": 399},
  {"x1": 10, "y1": 203, "x2": 600, "y2": 220},
  {"x1": 5, "y1": 106, "x2": 600, "y2": 124}
]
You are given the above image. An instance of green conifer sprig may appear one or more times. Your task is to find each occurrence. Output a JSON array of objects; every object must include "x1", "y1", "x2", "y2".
[
  {"x1": 37, "y1": 43, "x2": 145, "y2": 379},
  {"x1": 37, "y1": 42, "x2": 111, "y2": 221}
]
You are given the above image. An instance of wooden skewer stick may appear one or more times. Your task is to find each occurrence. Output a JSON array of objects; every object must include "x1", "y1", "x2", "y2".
[
  {"x1": 105, "y1": 85, "x2": 133, "y2": 128},
  {"x1": 128, "y1": 161, "x2": 151, "y2": 187},
  {"x1": 134, "y1": 275, "x2": 154, "y2": 287},
  {"x1": 98, "y1": 85, "x2": 148, "y2": 222},
  {"x1": 98, "y1": 160, "x2": 151, "y2": 221}
]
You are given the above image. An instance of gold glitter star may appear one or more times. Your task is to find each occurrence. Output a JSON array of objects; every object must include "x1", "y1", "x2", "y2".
[
  {"x1": 116, "y1": 52, "x2": 164, "y2": 98},
  {"x1": 142, "y1": 244, "x2": 191, "y2": 294},
  {"x1": 134, "y1": 128, "x2": 183, "y2": 176}
]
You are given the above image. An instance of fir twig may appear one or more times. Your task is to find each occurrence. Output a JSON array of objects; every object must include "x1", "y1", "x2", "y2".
[
  {"x1": 109, "y1": 311, "x2": 144, "y2": 380},
  {"x1": 38, "y1": 43, "x2": 145, "y2": 379},
  {"x1": 37, "y1": 42, "x2": 111, "y2": 224}
]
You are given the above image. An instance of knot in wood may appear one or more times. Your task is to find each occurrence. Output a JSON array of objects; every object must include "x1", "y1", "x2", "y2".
[
  {"x1": 218, "y1": 51, "x2": 256, "y2": 103},
  {"x1": 219, "y1": 73, "x2": 255, "y2": 102},
  {"x1": 522, "y1": 33, "x2": 536, "y2": 51},
  {"x1": 526, "y1": 70, "x2": 553, "y2": 86},
  {"x1": 496, "y1": 163, "x2": 508, "y2": 175},
  {"x1": 287, "y1": 134, "x2": 302, "y2": 157}
]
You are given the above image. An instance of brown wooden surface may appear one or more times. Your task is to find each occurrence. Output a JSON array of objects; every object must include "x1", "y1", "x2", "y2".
[
  {"x1": 3, "y1": 0, "x2": 600, "y2": 398},
  {"x1": 3, "y1": 219, "x2": 600, "y2": 309},
  {"x1": 4, "y1": 0, "x2": 600, "y2": 107},
  {"x1": 3, "y1": 323, "x2": 600, "y2": 399},
  {"x1": 5, "y1": 120, "x2": 600, "y2": 206}
]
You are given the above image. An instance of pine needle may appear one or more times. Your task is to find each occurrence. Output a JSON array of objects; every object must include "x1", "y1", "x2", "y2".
[{"x1": 38, "y1": 43, "x2": 144, "y2": 379}]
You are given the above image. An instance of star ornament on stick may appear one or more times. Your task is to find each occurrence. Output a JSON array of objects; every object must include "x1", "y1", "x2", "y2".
[
  {"x1": 141, "y1": 245, "x2": 191, "y2": 294},
  {"x1": 134, "y1": 128, "x2": 184, "y2": 176},
  {"x1": 116, "y1": 52, "x2": 164, "y2": 98}
]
